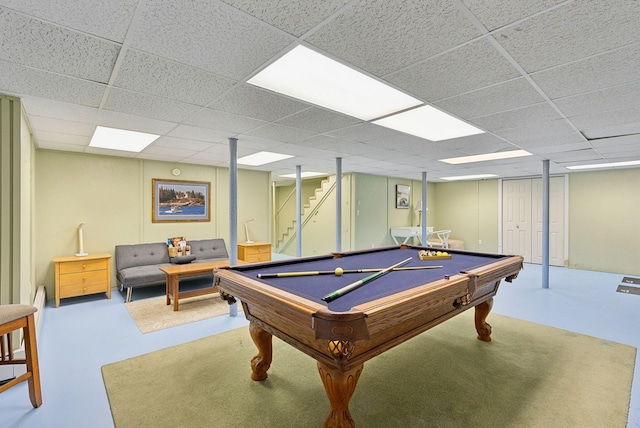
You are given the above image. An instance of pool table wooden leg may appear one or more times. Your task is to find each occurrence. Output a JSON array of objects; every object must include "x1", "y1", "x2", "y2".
[
  {"x1": 249, "y1": 322, "x2": 273, "y2": 381},
  {"x1": 317, "y1": 361, "x2": 363, "y2": 428},
  {"x1": 474, "y1": 297, "x2": 493, "y2": 342}
]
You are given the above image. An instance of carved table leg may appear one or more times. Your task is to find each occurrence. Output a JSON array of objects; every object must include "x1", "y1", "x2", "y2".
[
  {"x1": 317, "y1": 361, "x2": 363, "y2": 428},
  {"x1": 474, "y1": 297, "x2": 494, "y2": 342},
  {"x1": 249, "y1": 322, "x2": 273, "y2": 381}
]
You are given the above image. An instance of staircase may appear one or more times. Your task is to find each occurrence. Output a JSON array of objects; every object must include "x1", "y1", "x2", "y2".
[{"x1": 276, "y1": 175, "x2": 336, "y2": 255}]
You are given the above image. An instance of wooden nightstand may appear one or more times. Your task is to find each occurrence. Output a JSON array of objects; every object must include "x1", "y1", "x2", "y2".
[
  {"x1": 237, "y1": 242, "x2": 272, "y2": 263},
  {"x1": 53, "y1": 253, "x2": 111, "y2": 308}
]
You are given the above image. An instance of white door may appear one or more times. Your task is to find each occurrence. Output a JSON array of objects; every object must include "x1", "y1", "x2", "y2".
[
  {"x1": 503, "y1": 179, "x2": 532, "y2": 260},
  {"x1": 503, "y1": 177, "x2": 565, "y2": 266},
  {"x1": 532, "y1": 177, "x2": 565, "y2": 266}
]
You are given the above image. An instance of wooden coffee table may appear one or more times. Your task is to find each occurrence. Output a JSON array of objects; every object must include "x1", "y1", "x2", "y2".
[{"x1": 161, "y1": 260, "x2": 236, "y2": 311}]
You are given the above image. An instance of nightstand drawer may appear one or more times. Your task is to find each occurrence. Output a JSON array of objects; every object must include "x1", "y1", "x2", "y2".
[
  {"x1": 244, "y1": 253, "x2": 271, "y2": 263},
  {"x1": 59, "y1": 281, "x2": 109, "y2": 298},
  {"x1": 242, "y1": 245, "x2": 270, "y2": 255},
  {"x1": 59, "y1": 258, "x2": 108, "y2": 274},
  {"x1": 58, "y1": 270, "x2": 108, "y2": 286}
]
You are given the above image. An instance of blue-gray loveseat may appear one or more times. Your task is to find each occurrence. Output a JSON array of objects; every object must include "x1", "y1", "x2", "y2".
[{"x1": 115, "y1": 238, "x2": 229, "y2": 302}]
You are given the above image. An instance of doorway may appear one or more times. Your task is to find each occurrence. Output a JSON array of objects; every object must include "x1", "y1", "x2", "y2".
[{"x1": 502, "y1": 177, "x2": 566, "y2": 266}]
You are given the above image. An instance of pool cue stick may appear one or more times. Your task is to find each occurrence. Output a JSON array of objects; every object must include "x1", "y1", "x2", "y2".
[
  {"x1": 257, "y1": 265, "x2": 442, "y2": 279},
  {"x1": 321, "y1": 257, "x2": 412, "y2": 303}
]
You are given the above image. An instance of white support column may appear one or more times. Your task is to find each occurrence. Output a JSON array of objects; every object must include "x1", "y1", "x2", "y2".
[
  {"x1": 296, "y1": 165, "x2": 302, "y2": 257},
  {"x1": 420, "y1": 171, "x2": 427, "y2": 245},
  {"x1": 228, "y1": 137, "x2": 238, "y2": 316},
  {"x1": 336, "y1": 157, "x2": 342, "y2": 252},
  {"x1": 542, "y1": 159, "x2": 550, "y2": 289}
]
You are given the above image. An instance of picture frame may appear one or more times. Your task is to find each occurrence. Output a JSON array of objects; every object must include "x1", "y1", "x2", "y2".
[
  {"x1": 152, "y1": 178, "x2": 211, "y2": 223},
  {"x1": 395, "y1": 184, "x2": 410, "y2": 209}
]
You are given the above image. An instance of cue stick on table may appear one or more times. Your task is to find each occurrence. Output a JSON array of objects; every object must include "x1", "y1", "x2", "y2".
[
  {"x1": 321, "y1": 257, "x2": 412, "y2": 303},
  {"x1": 257, "y1": 265, "x2": 442, "y2": 279}
]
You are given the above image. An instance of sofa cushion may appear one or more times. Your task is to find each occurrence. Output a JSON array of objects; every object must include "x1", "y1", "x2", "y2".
[
  {"x1": 189, "y1": 239, "x2": 228, "y2": 261},
  {"x1": 117, "y1": 263, "x2": 171, "y2": 287},
  {"x1": 115, "y1": 243, "x2": 169, "y2": 271},
  {"x1": 170, "y1": 255, "x2": 196, "y2": 264}
]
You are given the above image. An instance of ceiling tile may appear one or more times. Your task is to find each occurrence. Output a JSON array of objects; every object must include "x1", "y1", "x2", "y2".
[
  {"x1": 0, "y1": 7, "x2": 119, "y2": 83},
  {"x1": 306, "y1": 0, "x2": 480, "y2": 77},
  {"x1": 0, "y1": 60, "x2": 105, "y2": 107},
  {"x1": 532, "y1": 44, "x2": 640, "y2": 99},
  {"x1": 471, "y1": 103, "x2": 562, "y2": 132},
  {"x1": 28, "y1": 116, "x2": 94, "y2": 136},
  {"x1": 208, "y1": 84, "x2": 310, "y2": 122},
  {"x1": 242, "y1": 123, "x2": 316, "y2": 143},
  {"x1": 387, "y1": 38, "x2": 520, "y2": 102},
  {"x1": 276, "y1": 107, "x2": 362, "y2": 133},
  {"x1": 183, "y1": 108, "x2": 267, "y2": 134},
  {"x1": 571, "y1": 105, "x2": 640, "y2": 135},
  {"x1": 437, "y1": 77, "x2": 544, "y2": 119},
  {"x1": 460, "y1": 0, "x2": 567, "y2": 32},
  {"x1": 21, "y1": 97, "x2": 98, "y2": 122},
  {"x1": 103, "y1": 88, "x2": 203, "y2": 122},
  {"x1": 129, "y1": 0, "x2": 293, "y2": 80},
  {"x1": 167, "y1": 125, "x2": 232, "y2": 143},
  {"x1": 493, "y1": 119, "x2": 578, "y2": 143},
  {"x1": 218, "y1": 0, "x2": 352, "y2": 37},
  {"x1": 495, "y1": 0, "x2": 640, "y2": 72},
  {"x1": 554, "y1": 82, "x2": 640, "y2": 118},
  {"x1": 112, "y1": 49, "x2": 237, "y2": 106},
  {"x1": 0, "y1": 0, "x2": 137, "y2": 42}
]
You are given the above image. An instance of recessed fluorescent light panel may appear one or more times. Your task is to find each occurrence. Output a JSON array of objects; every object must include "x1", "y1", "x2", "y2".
[
  {"x1": 566, "y1": 160, "x2": 640, "y2": 170},
  {"x1": 372, "y1": 105, "x2": 484, "y2": 141},
  {"x1": 247, "y1": 45, "x2": 421, "y2": 121},
  {"x1": 279, "y1": 171, "x2": 327, "y2": 179},
  {"x1": 89, "y1": 126, "x2": 159, "y2": 152},
  {"x1": 440, "y1": 150, "x2": 532, "y2": 164},
  {"x1": 441, "y1": 174, "x2": 498, "y2": 181},
  {"x1": 237, "y1": 151, "x2": 293, "y2": 166}
]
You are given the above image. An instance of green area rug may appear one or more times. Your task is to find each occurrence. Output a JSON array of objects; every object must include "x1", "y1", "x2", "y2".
[{"x1": 102, "y1": 311, "x2": 635, "y2": 427}]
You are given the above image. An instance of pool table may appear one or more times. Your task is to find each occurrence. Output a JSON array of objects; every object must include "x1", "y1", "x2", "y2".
[{"x1": 213, "y1": 245, "x2": 523, "y2": 427}]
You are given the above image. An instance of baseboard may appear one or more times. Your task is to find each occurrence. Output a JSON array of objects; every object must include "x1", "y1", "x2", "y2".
[{"x1": 0, "y1": 285, "x2": 46, "y2": 380}]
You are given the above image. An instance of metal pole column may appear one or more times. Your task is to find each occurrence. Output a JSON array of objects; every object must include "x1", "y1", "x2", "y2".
[
  {"x1": 228, "y1": 137, "x2": 238, "y2": 315},
  {"x1": 336, "y1": 158, "x2": 342, "y2": 252},
  {"x1": 421, "y1": 171, "x2": 427, "y2": 245},
  {"x1": 296, "y1": 165, "x2": 302, "y2": 257},
  {"x1": 542, "y1": 159, "x2": 550, "y2": 289}
]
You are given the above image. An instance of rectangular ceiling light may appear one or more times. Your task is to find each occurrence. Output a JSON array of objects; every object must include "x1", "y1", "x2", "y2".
[
  {"x1": 566, "y1": 160, "x2": 640, "y2": 170},
  {"x1": 441, "y1": 174, "x2": 498, "y2": 181},
  {"x1": 372, "y1": 105, "x2": 484, "y2": 141},
  {"x1": 89, "y1": 126, "x2": 159, "y2": 152},
  {"x1": 441, "y1": 149, "x2": 532, "y2": 164},
  {"x1": 237, "y1": 151, "x2": 293, "y2": 166},
  {"x1": 279, "y1": 171, "x2": 327, "y2": 179},
  {"x1": 247, "y1": 45, "x2": 421, "y2": 121}
]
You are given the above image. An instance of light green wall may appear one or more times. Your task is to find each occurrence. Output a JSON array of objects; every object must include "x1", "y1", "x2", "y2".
[
  {"x1": 568, "y1": 168, "x2": 640, "y2": 274},
  {"x1": 34, "y1": 150, "x2": 270, "y2": 299},
  {"x1": 353, "y1": 173, "x2": 389, "y2": 249},
  {"x1": 430, "y1": 179, "x2": 500, "y2": 252}
]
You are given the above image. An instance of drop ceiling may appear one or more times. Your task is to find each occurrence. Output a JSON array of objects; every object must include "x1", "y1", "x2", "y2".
[{"x1": 1, "y1": 0, "x2": 639, "y2": 182}]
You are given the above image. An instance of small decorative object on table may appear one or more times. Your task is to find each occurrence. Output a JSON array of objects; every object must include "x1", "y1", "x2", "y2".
[
  {"x1": 418, "y1": 249, "x2": 452, "y2": 260},
  {"x1": 167, "y1": 236, "x2": 192, "y2": 261}
]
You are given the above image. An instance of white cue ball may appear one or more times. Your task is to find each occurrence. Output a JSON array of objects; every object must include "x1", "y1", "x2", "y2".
[{"x1": 334, "y1": 267, "x2": 344, "y2": 276}]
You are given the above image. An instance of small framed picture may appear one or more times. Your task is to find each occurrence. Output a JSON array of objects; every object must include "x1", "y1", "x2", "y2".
[
  {"x1": 152, "y1": 179, "x2": 211, "y2": 223},
  {"x1": 396, "y1": 184, "x2": 410, "y2": 209}
]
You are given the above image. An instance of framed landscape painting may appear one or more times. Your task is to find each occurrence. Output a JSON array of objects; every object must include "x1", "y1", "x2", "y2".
[
  {"x1": 395, "y1": 184, "x2": 410, "y2": 209},
  {"x1": 152, "y1": 179, "x2": 211, "y2": 223}
]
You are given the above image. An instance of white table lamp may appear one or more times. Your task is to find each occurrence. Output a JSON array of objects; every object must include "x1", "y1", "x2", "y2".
[
  {"x1": 76, "y1": 222, "x2": 88, "y2": 256},
  {"x1": 244, "y1": 218, "x2": 256, "y2": 243}
]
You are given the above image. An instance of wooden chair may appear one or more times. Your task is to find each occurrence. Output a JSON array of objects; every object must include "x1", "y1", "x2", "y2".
[{"x1": 0, "y1": 304, "x2": 42, "y2": 407}]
